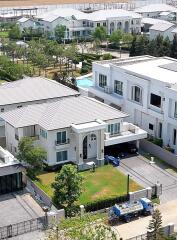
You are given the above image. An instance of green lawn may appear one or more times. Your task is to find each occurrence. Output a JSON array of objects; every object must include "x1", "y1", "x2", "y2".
[
  {"x1": 0, "y1": 80, "x2": 7, "y2": 84},
  {"x1": 35, "y1": 165, "x2": 141, "y2": 205}
]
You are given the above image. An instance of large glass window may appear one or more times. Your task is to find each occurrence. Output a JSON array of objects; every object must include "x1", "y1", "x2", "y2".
[
  {"x1": 174, "y1": 102, "x2": 177, "y2": 118},
  {"x1": 173, "y1": 129, "x2": 177, "y2": 145},
  {"x1": 114, "y1": 80, "x2": 123, "y2": 95},
  {"x1": 150, "y1": 93, "x2": 161, "y2": 108},
  {"x1": 131, "y1": 86, "x2": 142, "y2": 103},
  {"x1": 56, "y1": 151, "x2": 68, "y2": 162},
  {"x1": 99, "y1": 74, "x2": 107, "y2": 88},
  {"x1": 108, "y1": 123, "x2": 120, "y2": 135},
  {"x1": 56, "y1": 131, "x2": 66, "y2": 144}
]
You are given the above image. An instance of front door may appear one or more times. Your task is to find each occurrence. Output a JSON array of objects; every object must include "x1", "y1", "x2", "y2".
[{"x1": 83, "y1": 136, "x2": 88, "y2": 159}]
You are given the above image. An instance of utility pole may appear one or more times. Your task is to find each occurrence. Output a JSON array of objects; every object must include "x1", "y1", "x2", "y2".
[{"x1": 127, "y1": 174, "x2": 130, "y2": 195}]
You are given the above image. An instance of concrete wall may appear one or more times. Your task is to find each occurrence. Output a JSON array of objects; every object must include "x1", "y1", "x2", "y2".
[
  {"x1": 129, "y1": 187, "x2": 152, "y2": 202},
  {"x1": 140, "y1": 139, "x2": 177, "y2": 168}
]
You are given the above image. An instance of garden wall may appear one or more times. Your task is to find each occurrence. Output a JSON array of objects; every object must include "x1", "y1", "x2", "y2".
[
  {"x1": 129, "y1": 187, "x2": 152, "y2": 202},
  {"x1": 140, "y1": 139, "x2": 177, "y2": 168},
  {"x1": 26, "y1": 177, "x2": 53, "y2": 208}
]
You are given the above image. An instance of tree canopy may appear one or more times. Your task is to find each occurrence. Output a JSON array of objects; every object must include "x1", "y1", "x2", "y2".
[
  {"x1": 52, "y1": 164, "x2": 83, "y2": 215},
  {"x1": 17, "y1": 137, "x2": 46, "y2": 179}
]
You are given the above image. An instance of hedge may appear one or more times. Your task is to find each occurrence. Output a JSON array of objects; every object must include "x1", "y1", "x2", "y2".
[{"x1": 80, "y1": 194, "x2": 129, "y2": 212}]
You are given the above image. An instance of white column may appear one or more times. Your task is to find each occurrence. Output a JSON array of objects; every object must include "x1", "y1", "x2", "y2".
[
  {"x1": 76, "y1": 133, "x2": 83, "y2": 165},
  {"x1": 96, "y1": 129, "x2": 105, "y2": 166}
]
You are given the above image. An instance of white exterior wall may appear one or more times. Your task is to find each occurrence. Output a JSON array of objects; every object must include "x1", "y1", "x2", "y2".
[
  {"x1": 149, "y1": 27, "x2": 175, "y2": 41},
  {"x1": 91, "y1": 61, "x2": 177, "y2": 154}
]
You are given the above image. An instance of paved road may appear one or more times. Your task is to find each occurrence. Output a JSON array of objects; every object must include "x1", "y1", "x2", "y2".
[
  {"x1": 113, "y1": 199, "x2": 177, "y2": 239},
  {"x1": 118, "y1": 155, "x2": 177, "y2": 203}
]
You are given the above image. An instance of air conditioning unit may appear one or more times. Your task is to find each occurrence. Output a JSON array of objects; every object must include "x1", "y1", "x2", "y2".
[{"x1": 104, "y1": 86, "x2": 112, "y2": 94}]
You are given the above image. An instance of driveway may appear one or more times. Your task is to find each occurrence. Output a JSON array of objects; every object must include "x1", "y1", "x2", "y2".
[
  {"x1": 118, "y1": 155, "x2": 177, "y2": 203},
  {"x1": 113, "y1": 199, "x2": 177, "y2": 239}
]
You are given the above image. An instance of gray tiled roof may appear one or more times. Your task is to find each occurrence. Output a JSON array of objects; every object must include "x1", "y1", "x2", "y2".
[
  {"x1": 1, "y1": 96, "x2": 128, "y2": 130},
  {"x1": 0, "y1": 77, "x2": 78, "y2": 106}
]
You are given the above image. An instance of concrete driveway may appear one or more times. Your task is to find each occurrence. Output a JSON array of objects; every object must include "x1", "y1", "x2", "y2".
[
  {"x1": 112, "y1": 199, "x2": 177, "y2": 239},
  {"x1": 118, "y1": 155, "x2": 177, "y2": 203}
]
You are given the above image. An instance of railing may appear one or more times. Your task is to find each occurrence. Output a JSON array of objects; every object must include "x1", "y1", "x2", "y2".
[
  {"x1": 0, "y1": 217, "x2": 46, "y2": 239},
  {"x1": 55, "y1": 139, "x2": 70, "y2": 146}
]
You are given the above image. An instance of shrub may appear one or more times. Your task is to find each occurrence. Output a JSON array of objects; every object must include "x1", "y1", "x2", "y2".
[
  {"x1": 102, "y1": 53, "x2": 113, "y2": 60},
  {"x1": 81, "y1": 194, "x2": 129, "y2": 212}
]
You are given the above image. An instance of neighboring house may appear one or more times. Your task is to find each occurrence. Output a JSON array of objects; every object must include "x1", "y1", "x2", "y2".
[
  {"x1": 0, "y1": 146, "x2": 25, "y2": 195},
  {"x1": 0, "y1": 77, "x2": 78, "y2": 138},
  {"x1": 1, "y1": 95, "x2": 147, "y2": 168},
  {"x1": 89, "y1": 55, "x2": 177, "y2": 154},
  {"x1": 149, "y1": 21, "x2": 175, "y2": 40},
  {"x1": 17, "y1": 8, "x2": 141, "y2": 40},
  {"x1": 135, "y1": 3, "x2": 177, "y2": 21}
]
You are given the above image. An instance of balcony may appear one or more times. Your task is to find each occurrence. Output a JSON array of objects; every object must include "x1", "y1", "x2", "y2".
[
  {"x1": 55, "y1": 139, "x2": 70, "y2": 146},
  {"x1": 104, "y1": 122, "x2": 147, "y2": 146}
]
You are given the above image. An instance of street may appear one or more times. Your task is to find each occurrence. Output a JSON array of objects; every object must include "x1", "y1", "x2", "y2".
[{"x1": 113, "y1": 199, "x2": 177, "y2": 239}]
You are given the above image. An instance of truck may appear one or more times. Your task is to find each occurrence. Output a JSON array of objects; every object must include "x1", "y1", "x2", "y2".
[{"x1": 108, "y1": 198, "x2": 153, "y2": 224}]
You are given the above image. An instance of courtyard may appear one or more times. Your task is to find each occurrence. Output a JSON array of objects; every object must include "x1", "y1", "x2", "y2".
[
  {"x1": 34, "y1": 165, "x2": 142, "y2": 205},
  {"x1": 0, "y1": 191, "x2": 44, "y2": 227}
]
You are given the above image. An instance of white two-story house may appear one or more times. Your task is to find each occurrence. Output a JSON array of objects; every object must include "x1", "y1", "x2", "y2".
[
  {"x1": 89, "y1": 55, "x2": 177, "y2": 154},
  {"x1": 1, "y1": 95, "x2": 147, "y2": 168}
]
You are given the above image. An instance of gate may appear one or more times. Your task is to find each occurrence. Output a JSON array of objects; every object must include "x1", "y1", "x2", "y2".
[
  {"x1": 0, "y1": 217, "x2": 46, "y2": 239},
  {"x1": 151, "y1": 184, "x2": 162, "y2": 198}
]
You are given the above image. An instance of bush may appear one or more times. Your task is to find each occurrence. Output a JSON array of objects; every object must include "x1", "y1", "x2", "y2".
[
  {"x1": 102, "y1": 53, "x2": 113, "y2": 60},
  {"x1": 81, "y1": 194, "x2": 129, "y2": 212},
  {"x1": 152, "y1": 138, "x2": 163, "y2": 147}
]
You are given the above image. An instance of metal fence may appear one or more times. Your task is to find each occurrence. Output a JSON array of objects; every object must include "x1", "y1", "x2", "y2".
[{"x1": 0, "y1": 216, "x2": 46, "y2": 239}]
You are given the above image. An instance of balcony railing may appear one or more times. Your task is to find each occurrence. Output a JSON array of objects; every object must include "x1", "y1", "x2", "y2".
[{"x1": 55, "y1": 139, "x2": 70, "y2": 146}]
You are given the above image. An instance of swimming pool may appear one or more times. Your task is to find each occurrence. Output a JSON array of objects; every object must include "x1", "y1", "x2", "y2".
[{"x1": 76, "y1": 77, "x2": 93, "y2": 88}]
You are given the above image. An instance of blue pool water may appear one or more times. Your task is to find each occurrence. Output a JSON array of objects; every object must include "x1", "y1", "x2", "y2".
[{"x1": 76, "y1": 77, "x2": 93, "y2": 88}]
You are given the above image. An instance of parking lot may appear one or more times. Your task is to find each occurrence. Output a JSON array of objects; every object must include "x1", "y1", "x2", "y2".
[
  {"x1": 118, "y1": 155, "x2": 177, "y2": 203},
  {"x1": 0, "y1": 191, "x2": 44, "y2": 227}
]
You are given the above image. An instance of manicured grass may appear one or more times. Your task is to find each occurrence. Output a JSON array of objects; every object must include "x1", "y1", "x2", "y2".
[
  {"x1": 35, "y1": 165, "x2": 142, "y2": 205},
  {"x1": 0, "y1": 80, "x2": 7, "y2": 84}
]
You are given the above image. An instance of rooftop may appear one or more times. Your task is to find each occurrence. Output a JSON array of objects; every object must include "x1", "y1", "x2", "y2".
[
  {"x1": 36, "y1": 8, "x2": 141, "y2": 23},
  {"x1": 1, "y1": 96, "x2": 127, "y2": 130},
  {"x1": 135, "y1": 4, "x2": 177, "y2": 13},
  {"x1": 149, "y1": 21, "x2": 174, "y2": 32},
  {"x1": 0, "y1": 77, "x2": 78, "y2": 106},
  {"x1": 142, "y1": 17, "x2": 170, "y2": 26},
  {"x1": 95, "y1": 56, "x2": 177, "y2": 85}
]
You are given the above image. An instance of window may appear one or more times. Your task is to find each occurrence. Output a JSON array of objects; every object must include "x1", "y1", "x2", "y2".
[
  {"x1": 131, "y1": 86, "x2": 142, "y2": 103},
  {"x1": 99, "y1": 74, "x2": 107, "y2": 88},
  {"x1": 17, "y1": 105, "x2": 22, "y2": 108},
  {"x1": 57, "y1": 131, "x2": 66, "y2": 144},
  {"x1": 0, "y1": 108, "x2": 4, "y2": 112},
  {"x1": 97, "y1": 23, "x2": 100, "y2": 27},
  {"x1": 91, "y1": 134, "x2": 96, "y2": 141},
  {"x1": 103, "y1": 22, "x2": 106, "y2": 27},
  {"x1": 56, "y1": 151, "x2": 68, "y2": 162},
  {"x1": 159, "y1": 123, "x2": 162, "y2": 139},
  {"x1": 149, "y1": 123, "x2": 154, "y2": 130},
  {"x1": 108, "y1": 123, "x2": 120, "y2": 135},
  {"x1": 40, "y1": 129, "x2": 47, "y2": 139},
  {"x1": 174, "y1": 102, "x2": 177, "y2": 118},
  {"x1": 150, "y1": 93, "x2": 161, "y2": 108},
  {"x1": 114, "y1": 80, "x2": 123, "y2": 95},
  {"x1": 173, "y1": 129, "x2": 177, "y2": 145}
]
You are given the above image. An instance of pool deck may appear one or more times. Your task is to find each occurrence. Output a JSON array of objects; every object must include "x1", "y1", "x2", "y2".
[{"x1": 76, "y1": 73, "x2": 92, "y2": 80}]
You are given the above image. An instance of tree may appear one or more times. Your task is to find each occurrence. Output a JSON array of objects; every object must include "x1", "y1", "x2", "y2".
[
  {"x1": 171, "y1": 34, "x2": 177, "y2": 58},
  {"x1": 17, "y1": 137, "x2": 46, "y2": 179},
  {"x1": 129, "y1": 35, "x2": 137, "y2": 56},
  {"x1": 92, "y1": 26, "x2": 107, "y2": 43},
  {"x1": 55, "y1": 25, "x2": 66, "y2": 42},
  {"x1": 148, "y1": 209, "x2": 164, "y2": 240},
  {"x1": 9, "y1": 25, "x2": 21, "y2": 40},
  {"x1": 109, "y1": 30, "x2": 123, "y2": 47},
  {"x1": 52, "y1": 164, "x2": 83, "y2": 215}
]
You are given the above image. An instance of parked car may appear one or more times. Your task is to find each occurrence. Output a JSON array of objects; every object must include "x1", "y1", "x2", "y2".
[
  {"x1": 104, "y1": 155, "x2": 120, "y2": 166},
  {"x1": 105, "y1": 143, "x2": 138, "y2": 158}
]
